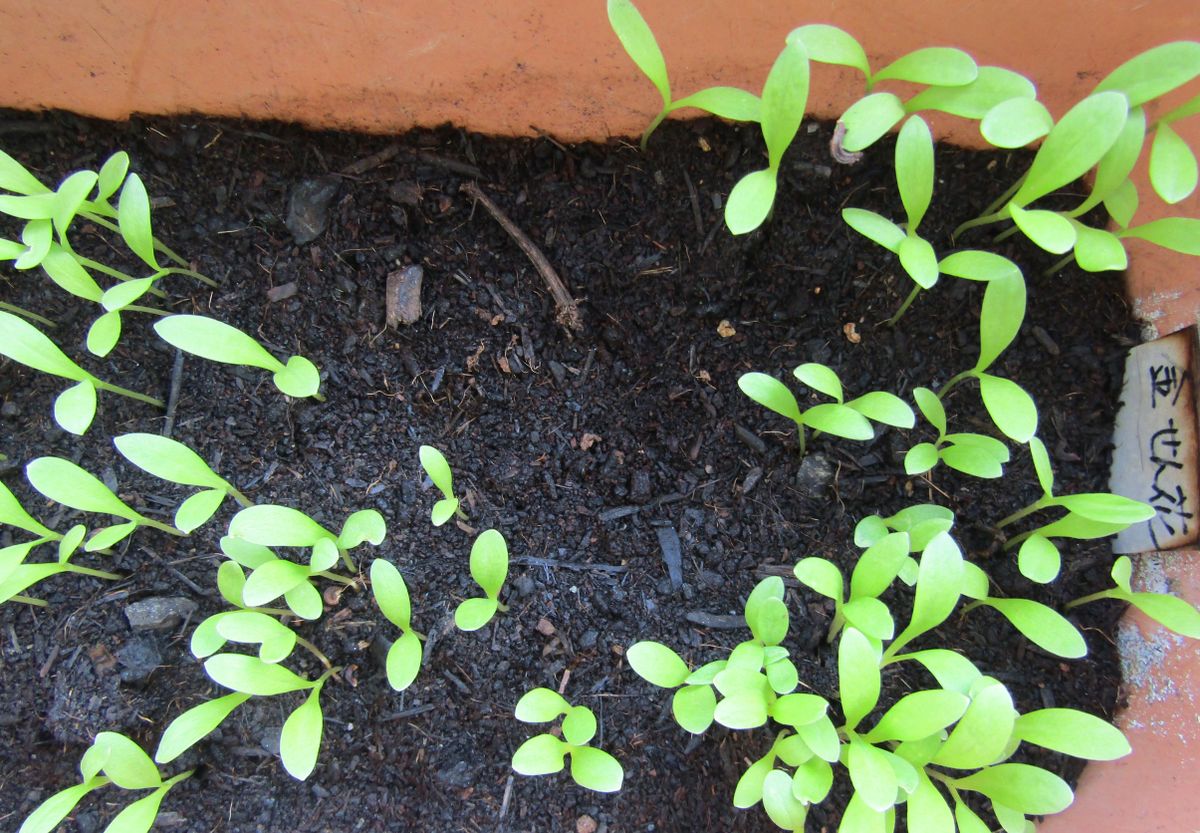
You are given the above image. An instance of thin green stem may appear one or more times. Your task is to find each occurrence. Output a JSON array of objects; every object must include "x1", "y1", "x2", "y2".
[
  {"x1": 160, "y1": 266, "x2": 218, "y2": 288},
  {"x1": 1065, "y1": 589, "x2": 1120, "y2": 610},
  {"x1": 227, "y1": 485, "x2": 253, "y2": 507},
  {"x1": 497, "y1": 600, "x2": 510, "y2": 613},
  {"x1": 312, "y1": 392, "x2": 327, "y2": 403},
  {"x1": 952, "y1": 209, "x2": 1009, "y2": 242},
  {"x1": 124, "y1": 304, "x2": 168, "y2": 316},
  {"x1": 825, "y1": 607, "x2": 846, "y2": 645},
  {"x1": 935, "y1": 369, "x2": 975, "y2": 400},
  {"x1": 0, "y1": 302, "x2": 56, "y2": 327},
  {"x1": 886, "y1": 285, "x2": 922, "y2": 327},
  {"x1": 1003, "y1": 529, "x2": 1034, "y2": 550},
  {"x1": 139, "y1": 517, "x2": 184, "y2": 536},
  {"x1": 75, "y1": 256, "x2": 136, "y2": 283},
  {"x1": 980, "y1": 173, "x2": 1027, "y2": 218},
  {"x1": 992, "y1": 225, "x2": 1020, "y2": 244},
  {"x1": 1044, "y1": 252, "x2": 1075, "y2": 276},
  {"x1": 78, "y1": 213, "x2": 192, "y2": 270},
  {"x1": 337, "y1": 548, "x2": 356, "y2": 573},
  {"x1": 296, "y1": 637, "x2": 332, "y2": 669},
  {"x1": 94, "y1": 379, "x2": 164, "y2": 408},
  {"x1": 995, "y1": 496, "x2": 1051, "y2": 529},
  {"x1": 797, "y1": 424, "x2": 808, "y2": 457},
  {"x1": 317, "y1": 570, "x2": 356, "y2": 586},
  {"x1": 66, "y1": 564, "x2": 122, "y2": 581},
  {"x1": 639, "y1": 109, "x2": 669, "y2": 152},
  {"x1": 11, "y1": 594, "x2": 48, "y2": 607}
]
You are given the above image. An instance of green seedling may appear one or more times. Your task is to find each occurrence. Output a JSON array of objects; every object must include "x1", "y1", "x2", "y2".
[
  {"x1": 955, "y1": 562, "x2": 1088, "y2": 658},
  {"x1": 0, "y1": 310, "x2": 163, "y2": 434},
  {"x1": 152, "y1": 314, "x2": 322, "y2": 400},
  {"x1": 228, "y1": 503, "x2": 386, "y2": 572},
  {"x1": 794, "y1": 531, "x2": 911, "y2": 644},
  {"x1": 26, "y1": 456, "x2": 183, "y2": 549},
  {"x1": 18, "y1": 731, "x2": 191, "y2": 833},
  {"x1": 371, "y1": 558, "x2": 424, "y2": 690},
  {"x1": 157, "y1": 653, "x2": 334, "y2": 781},
  {"x1": 995, "y1": 438, "x2": 1155, "y2": 583},
  {"x1": 853, "y1": 503, "x2": 957, "y2": 586},
  {"x1": 1067, "y1": 556, "x2": 1200, "y2": 638},
  {"x1": 739, "y1": 362, "x2": 914, "y2": 455},
  {"x1": 605, "y1": 0, "x2": 762, "y2": 150},
  {"x1": 418, "y1": 445, "x2": 464, "y2": 526},
  {"x1": 454, "y1": 528, "x2": 509, "y2": 631},
  {"x1": 114, "y1": 433, "x2": 251, "y2": 533},
  {"x1": 512, "y1": 688, "x2": 624, "y2": 793},
  {"x1": 1, "y1": 482, "x2": 120, "y2": 606},
  {"x1": 905, "y1": 386, "x2": 1012, "y2": 479}
]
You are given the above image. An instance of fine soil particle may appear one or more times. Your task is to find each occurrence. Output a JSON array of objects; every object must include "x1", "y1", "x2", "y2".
[{"x1": 0, "y1": 111, "x2": 1138, "y2": 832}]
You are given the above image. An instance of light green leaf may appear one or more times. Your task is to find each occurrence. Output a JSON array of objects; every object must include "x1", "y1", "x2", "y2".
[
  {"x1": 230, "y1": 504, "x2": 332, "y2": 548},
  {"x1": 51, "y1": 170, "x2": 98, "y2": 235},
  {"x1": 220, "y1": 536, "x2": 275, "y2": 569},
  {"x1": 952, "y1": 763, "x2": 1073, "y2": 815},
  {"x1": 117, "y1": 173, "x2": 159, "y2": 270},
  {"x1": 15, "y1": 219, "x2": 52, "y2": 269},
  {"x1": 760, "y1": 39, "x2": 809, "y2": 169},
  {"x1": 569, "y1": 746, "x2": 624, "y2": 793},
  {"x1": 85, "y1": 310, "x2": 122, "y2": 358},
  {"x1": 854, "y1": 515, "x2": 890, "y2": 548},
  {"x1": 1149, "y1": 122, "x2": 1197, "y2": 204},
  {"x1": 794, "y1": 556, "x2": 844, "y2": 601},
  {"x1": 84, "y1": 520, "x2": 138, "y2": 552},
  {"x1": 431, "y1": 498, "x2": 459, "y2": 527},
  {"x1": 386, "y1": 631, "x2": 422, "y2": 691},
  {"x1": 894, "y1": 532, "x2": 963, "y2": 650},
  {"x1": 840, "y1": 93, "x2": 907, "y2": 152},
  {"x1": 53, "y1": 380, "x2": 97, "y2": 435},
  {"x1": 713, "y1": 666, "x2": 769, "y2": 696},
  {"x1": 851, "y1": 532, "x2": 910, "y2": 599},
  {"x1": 96, "y1": 151, "x2": 130, "y2": 201},
  {"x1": 981, "y1": 98, "x2": 1053, "y2": 148},
  {"x1": 907, "y1": 771, "x2": 954, "y2": 833},
  {"x1": 791, "y1": 755, "x2": 834, "y2": 804},
  {"x1": 18, "y1": 779, "x2": 105, "y2": 833},
  {"x1": 745, "y1": 575, "x2": 785, "y2": 626},
  {"x1": 941, "y1": 442, "x2": 1005, "y2": 479},
  {"x1": 40, "y1": 245, "x2": 102, "y2": 299},
  {"x1": 738, "y1": 372, "x2": 802, "y2": 424},
  {"x1": 1111, "y1": 556, "x2": 1134, "y2": 592},
  {"x1": 670, "y1": 87, "x2": 761, "y2": 122},
  {"x1": 0, "y1": 192, "x2": 56, "y2": 219},
  {"x1": 0, "y1": 483, "x2": 55, "y2": 538},
  {"x1": 803, "y1": 402, "x2": 874, "y2": 440},
  {"x1": 793, "y1": 362, "x2": 843, "y2": 401},
  {"x1": 1121, "y1": 218, "x2": 1200, "y2": 255},
  {"x1": 896, "y1": 116, "x2": 934, "y2": 231},
  {"x1": 241, "y1": 558, "x2": 312, "y2": 606},
  {"x1": 454, "y1": 597, "x2": 499, "y2": 631},
  {"x1": 606, "y1": 0, "x2": 670, "y2": 108},
  {"x1": 766, "y1": 656, "x2": 799, "y2": 694},
  {"x1": 874, "y1": 47, "x2": 976, "y2": 86},
  {"x1": 714, "y1": 689, "x2": 770, "y2": 729},
  {"x1": 733, "y1": 755, "x2": 774, "y2": 808},
  {"x1": 1054, "y1": 493, "x2": 1154, "y2": 523},
  {"x1": 906, "y1": 66, "x2": 1035, "y2": 119},
  {"x1": 1013, "y1": 92, "x2": 1129, "y2": 207},
  {"x1": 92, "y1": 732, "x2": 161, "y2": 789},
  {"x1": 762, "y1": 769, "x2": 809, "y2": 830},
  {"x1": 913, "y1": 387, "x2": 946, "y2": 434},
  {"x1": 562, "y1": 706, "x2": 598, "y2": 746},
  {"x1": 190, "y1": 613, "x2": 230, "y2": 658},
  {"x1": 798, "y1": 714, "x2": 842, "y2": 763},
  {"x1": 370, "y1": 558, "x2": 412, "y2": 630},
  {"x1": 1105, "y1": 179, "x2": 1139, "y2": 228},
  {"x1": 1129, "y1": 592, "x2": 1200, "y2": 638},
  {"x1": 204, "y1": 653, "x2": 314, "y2": 696},
  {"x1": 1026, "y1": 437, "x2": 1055, "y2": 496},
  {"x1": 959, "y1": 561, "x2": 989, "y2": 602},
  {"x1": 174, "y1": 488, "x2": 226, "y2": 534},
  {"x1": 672, "y1": 684, "x2": 716, "y2": 734},
  {"x1": 902, "y1": 649, "x2": 981, "y2": 695},
  {"x1": 215, "y1": 610, "x2": 296, "y2": 663},
  {"x1": 839, "y1": 627, "x2": 881, "y2": 730},
  {"x1": 843, "y1": 597, "x2": 895, "y2": 641},
  {"x1": 846, "y1": 391, "x2": 914, "y2": 428},
  {"x1": 932, "y1": 680, "x2": 1016, "y2": 768},
  {"x1": 216, "y1": 561, "x2": 246, "y2": 607},
  {"x1": 515, "y1": 687, "x2": 570, "y2": 723},
  {"x1": 954, "y1": 802, "x2": 992, "y2": 833},
  {"x1": 285, "y1": 578, "x2": 324, "y2": 620},
  {"x1": 512, "y1": 733, "x2": 567, "y2": 776},
  {"x1": 1015, "y1": 708, "x2": 1130, "y2": 760},
  {"x1": 905, "y1": 442, "x2": 940, "y2": 475},
  {"x1": 26, "y1": 457, "x2": 139, "y2": 520},
  {"x1": 418, "y1": 445, "x2": 455, "y2": 499},
  {"x1": 469, "y1": 528, "x2": 508, "y2": 598},
  {"x1": 1094, "y1": 41, "x2": 1200, "y2": 106},
  {"x1": 0, "y1": 148, "x2": 49, "y2": 195},
  {"x1": 272, "y1": 355, "x2": 321, "y2": 399},
  {"x1": 842, "y1": 208, "x2": 905, "y2": 253},
  {"x1": 1074, "y1": 106, "x2": 1147, "y2": 216},
  {"x1": 725, "y1": 168, "x2": 778, "y2": 235},
  {"x1": 992, "y1": 803, "x2": 1028, "y2": 833},
  {"x1": 899, "y1": 234, "x2": 939, "y2": 289},
  {"x1": 154, "y1": 315, "x2": 282, "y2": 372},
  {"x1": 983, "y1": 597, "x2": 1086, "y2": 658},
  {"x1": 752, "y1": 597, "x2": 790, "y2": 646},
  {"x1": 788, "y1": 24, "x2": 868, "y2": 74},
  {"x1": 628, "y1": 640, "x2": 690, "y2": 688},
  {"x1": 1071, "y1": 222, "x2": 1128, "y2": 272},
  {"x1": 771, "y1": 693, "x2": 829, "y2": 727},
  {"x1": 839, "y1": 793, "x2": 886, "y2": 833},
  {"x1": 1009, "y1": 204, "x2": 1076, "y2": 254},
  {"x1": 280, "y1": 685, "x2": 324, "y2": 780},
  {"x1": 848, "y1": 739, "x2": 898, "y2": 812},
  {"x1": 978, "y1": 373, "x2": 1038, "y2": 443},
  {"x1": 155, "y1": 692, "x2": 250, "y2": 763},
  {"x1": 1018, "y1": 534, "x2": 1061, "y2": 583},
  {"x1": 977, "y1": 272, "x2": 1026, "y2": 372},
  {"x1": 0, "y1": 311, "x2": 91, "y2": 381},
  {"x1": 867, "y1": 689, "x2": 969, "y2": 742},
  {"x1": 57, "y1": 524, "x2": 86, "y2": 561},
  {"x1": 114, "y1": 433, "x2": 229, "y2": 489},
  {"x1": 1035, "y1": 512, "x2": 1129, "y2": 540},
  {"x1": 338, "y1": 509, "x2": 386, "y2": 549},
  {"x1": 938, "y1": 250, "x2": 1021, "y2": 282},
  {"x1": 102, "y1": 786, "x2": 169, "y2": 833}
]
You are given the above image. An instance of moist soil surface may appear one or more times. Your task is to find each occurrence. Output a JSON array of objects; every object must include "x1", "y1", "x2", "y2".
[{"x1": 0, "y1": 111, "x2": 1139, "y2": 833}]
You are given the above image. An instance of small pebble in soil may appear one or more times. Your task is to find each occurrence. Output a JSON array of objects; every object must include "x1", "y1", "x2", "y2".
[
  {"x1": 285, "y1": 176, "x2": 340, "y2": 244},
  {"x1": 386, "y1": 265, "x2": 424, "y2": 327},
  {"x1": 795, "y1": 452, "x2": 834, "y2": 496},
  {"x1": 742, "y1": 466, "x2": 763, "y2": 495},
  {"x1": 116, "y1": 637, "x2": 162, "y2": 684},
  {"x1": 653, "y1": 523, "x2": 683, "y2": 590},
  {"x1": 124, "y1": 597, "x2": 198, "y2": 631}
]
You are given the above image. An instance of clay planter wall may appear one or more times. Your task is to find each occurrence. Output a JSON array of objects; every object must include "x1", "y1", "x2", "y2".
[{"x1": 2, "y1": 2, "x2": 1199, "y2": 830}]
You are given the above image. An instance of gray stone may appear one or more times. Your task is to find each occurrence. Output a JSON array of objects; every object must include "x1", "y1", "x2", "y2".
[
  {"x1": 116, "y1": 637, "x2": 162, "y2": 683},
  {"x1": 796, "y1": 453, "x2": 835, "y2": 496},
  {"x1": 124, "y1": 597, "x2": 198, "y2": 631},
  {"x1": 286, "y1": 176, "x2": 340, "y2": 244},
  {"x1": 654, "y1": 524, "x2": 684, "y2": 590},
  {"x1": 386, "y1": 265, "x2": 424, "y2": 327}
]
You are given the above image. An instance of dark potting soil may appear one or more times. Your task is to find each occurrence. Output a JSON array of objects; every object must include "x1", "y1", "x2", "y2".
[{"x1": 0, "y1": 110, "x2": 1139, "y2": 833}]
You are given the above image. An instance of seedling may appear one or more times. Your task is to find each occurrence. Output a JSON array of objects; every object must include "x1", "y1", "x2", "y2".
[
  {"x1": 905, "y1": 386, "x2": 1012, "y2": 479},
  {"x1": 454, "y1": 528, "x2": 509, "y2": 631},
  {"x1": 512, "y1": 688, "x2": 624, "y2": 792},
  {"x1": 25, "y1": 456, "x2": 183, "y2": 549},
  {"x1": 1067, "y1": 556, "x2": 1200, "y2": 638},
  {"x1": 371, "y1": 558, "x2": 424, "y2": 690},
  {"x1": 995, "y1": 438, "x2": 1155, "y2": 583},
  {"x1": 0, "y1": 310, "x2": 163, "y2": 434},
  {"x1": 606, "y1": 0, "x2": 763, "y2": 150},
  {"x1": 739, "y1": 362, "x2": 914, "y2": 455},
  {"x1": 114, "y1": 433, "x2": 251, "y2": 532},
  {"x1": 794, "y1": 531, "x2": 910, "y2": 643},
  {"x1": 418, "y1": 445, "x2": 464, "y2": 525},
  {"x1": 153, "y1": 314, "x2": 323, "y2": 400},
  {"x1": 1, "y1": 482, "x2": 120, "y2": 606},
  {"x1": 18, "y1": 731, "x2": 191, "y2": 833},
  {"x1": 228, "y1": 503, "x2": 386, "y2": 573}
]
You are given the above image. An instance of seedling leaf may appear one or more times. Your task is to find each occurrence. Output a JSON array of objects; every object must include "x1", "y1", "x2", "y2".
[
  {"x1": 671, "y1": 87, "x2": 762, "y2": 122},
  {"x1": 515, "y1": 687, "x2": 570, "y2": 723},
  {"x1": 983, "y1": 597, "x2": 1086, "y2": 658},
  {"x1": 980, "y1": 98, "x2": 1053, "y2": 148},
  {"x1": 838, "y1": 627, "x2": 881, "y2": 729},
  {"x1": 787, "y1": 24, "x2": 868, "y2": 75},
  {"x1": 847, "y1": 739, "x2": 898, "y2": 812},
  {"x1": 454, "y1": 597, "x2": 499, "y2": 631},
  {"x1": 242, "y1": 558, "x2": 312, "y2": 606},
  {"x1": 18, "y1": 779, "x2": 105, "y2": 833},
  {"x1": 419, "y1": 445, "x2": 455, "y2": 499},
  {"x1": 431, "y1": 498, "x2": 459, "y2": 527},
  {"x1": 0, "y1": 311, "x2": 91, "y2": 381},
  {"x1": 1121, "y1": 218, "x2": 1200, "y2": 254},
  {"x1": 26, "y1": 457, "x2": 140, "y2": 520},
  {"x1": 907, "y1": 66, "x2": 1035, "y2": 119},
  {"x1": 469, "y1": 528, "x2": 509, "y2": 598},
  {"x1": 512, "y1": 733, "x2": 567, "y2": 776},
  {"x1": 1009, "y1": 204, "x2": 1076, "y2": 254},
  {"x1": 370, "y1": 558, "x2": 412, "y2": 629},
  {"x1": 938, "y1": 250, "x2": 1021, "y2": 282},
  {"x1": 570, "y1": 746, "x2": 624, "y2": 793},
  {"x1": 1018, "y1": 534, "x2": 1061, "y2": 583},
  {"x1": 1094, "y1": 41, "x2": 1200, "y2": 105},
  {"x1": 803, "y1": 403, "x2": 874, "y2": 440},
  {"x1": 1129, "y1": 592, "x2": 1200, "y2": 638},
  {"x1": 977, "y1": 272, "x2": 1026, "y2": 372},
  {"x1": 738, "y1": 372, "x2": 802, "y2": 424},
  {"x1": 793, "y1": 363, "x2": 843, "y2": 401},
  {"x1": 279, "y1": 685, "x2": 324, "y2": 780},
  {"x1": 155, "y1": 692, "x2": 251, "y2": 763},
  {"x1": 932, "y1": 680, "x2": 1016, "y2": 768},
  {"x1": 386, "y1": 631, "x2": 422, "y2": 691},
  {"x1": 272, "y1": 355, "x2": 321, "y2": 398},
  {"x1": 978, "y1": 373, "x2": 1039, "y2": 442},
  {"x1": 627, "y1": 640, "x2": 690, "y2": 688},
  {"x1": 1015, "y1": 708, "x2": 1130, "y2": 760},
  {"x1": 898, "y1": 234, "x2": 939, "y2": 288},
  {"x1": 562, "y1": 706, "x2": 598, "y2": 746},
  {"x1": 153, "y1": 315, "x2": 281, "y2": 372},
  {"x1": 952, "y1": 763, "x2": 1072, "y2": 815},
  {"x1": 204, "y1": 653, "x2": 314, "y2": 696},
  {"x1": 174, "y1": 488, "x2": 226, "y2": 534},
  {"x1": 229, "y1": 505, "x2": 332, "y2": 548},
  {"x1": 762, "y1": 768, "x2": 809, "y2": 829},
  {"x1": 339, "y1": 509, "x2": 386, "y2": 549},
  {"x1": 840, "y1": 93, "x2": 906, "y2": 153},
  {"x1": 842, "y1": 208, "x2": 905, "y2": 253},
  {"x1": 725, "y1": 168, "x2": 778, "y2": 235},
  {"x1": 53, "y1": 380, "x2": 97, "y2": 435},
  {"x1": 896, "y1": 116, "x2": 934, "y2": 231},
  {"x1": 672, "y1": 684, "x2": 717, "y2": 734},
  {"x1": 794, "y1": 557, "x2": 844, "y2": 601},
  {"x1": 92, "y1": 732, "x2": 161, "y2": 789},
  {"x1": 874, "y1": 47, "x2": 977, "y2": 86},
  {"x1": 607, "y1": 0, "x2": 670, "y2": 108}
]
